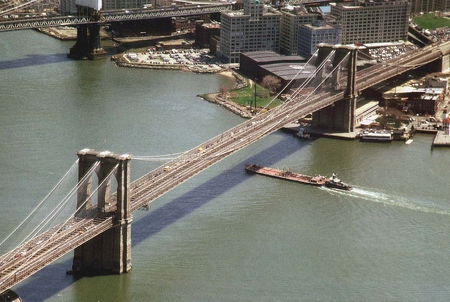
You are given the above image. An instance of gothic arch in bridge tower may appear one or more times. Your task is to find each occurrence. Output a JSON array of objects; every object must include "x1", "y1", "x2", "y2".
[
  {"x1": 73, "y1": 149, "x2": 132, "y2": 275},
  {"x1": 312, "y1": 44, "x2": 359, "y2": 133}
]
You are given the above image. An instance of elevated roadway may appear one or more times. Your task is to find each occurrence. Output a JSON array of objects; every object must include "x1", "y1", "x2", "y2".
[
  {"x1": 0, "y1": 3, "x2": 232, "y2": 32},
  {"x1": 0, "y1": 41, "x2": 449, "y2": 295}
]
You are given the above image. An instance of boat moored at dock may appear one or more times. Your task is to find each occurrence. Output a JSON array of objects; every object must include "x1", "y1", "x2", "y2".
[
  {"x1": 359, "y1": 130, "x2": 393, "y2": 142},
  {"x1": 245, "y1": 164, "x2": 352, "y2": 190}
]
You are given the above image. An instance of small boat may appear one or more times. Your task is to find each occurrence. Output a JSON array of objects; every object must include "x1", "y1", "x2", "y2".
[
  {"x1": 296, "y1": 127, "x2": 314, "y2": 140},
  {"x1": 325, "y1": 173, "x2": 352, "y2": 191},
  {"x1": 245, "y1": 164, "x2": 352, "y2": 190}
]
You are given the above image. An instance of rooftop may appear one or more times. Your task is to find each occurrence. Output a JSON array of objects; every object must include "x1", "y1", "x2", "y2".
[{"x1": 242, "y1": 51, "x2": 305, "y2": 64}]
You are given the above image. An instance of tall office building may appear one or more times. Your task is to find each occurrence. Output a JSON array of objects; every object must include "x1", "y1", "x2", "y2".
[
  {"x1": 220, "y1": 0, "x2": 282, "y2": 64},
  {"x1": 297, "y1": 20, "x2": 341, "y2": 59},
  {"x1": 329, "y1": 0, "x2": 410, "y2": 44},
  {"x1": 279, "y1": 6, "x2": 320, "y2": 55},
  {"x1": 61, "y1": 0, "x2": 148, "y2": 13},
  {"x1": 103, "y1": 0, "x2": 145, "y2": 10}
]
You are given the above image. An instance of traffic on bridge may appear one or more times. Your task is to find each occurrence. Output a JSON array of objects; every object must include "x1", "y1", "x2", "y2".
[
  {"x1": 1, "y1": 41, "x2": 449, "y2": 295},
  {"x1": 0, "y1": 3, "x2": 231, "y2": 31}
]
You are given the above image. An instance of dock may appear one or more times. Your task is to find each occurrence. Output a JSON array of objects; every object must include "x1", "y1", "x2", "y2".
[{"x1": 432, "y1": 131, "x2": 450, "y2": 147}]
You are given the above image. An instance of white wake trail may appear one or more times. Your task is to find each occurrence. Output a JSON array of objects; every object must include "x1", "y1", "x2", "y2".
[{"x1": 320, "y1": 186, "x2": 450, "y2": 216}]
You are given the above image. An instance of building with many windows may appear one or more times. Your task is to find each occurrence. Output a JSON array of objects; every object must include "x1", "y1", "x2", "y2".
[
  {"x1": 329, "y1": 0, "x2": 410, "y2": 45},
  {"x1": 279, "y1": 6, "x2": 321, "y2": 55},
  {"x1": 102, "y1": 0, "x2": 145, "y2": 10},
  {"x1": 219, "y1": 0, "x2": 282, "y2": 64},
  {"x1": 409, "y1": 0, "x2": 450, "y2": 14},
  {"x1": 297, "y1": 20, "x2": 341, "y2": 59},
  {"x1": 61, "y1": 0, "x2": 148, "y2": 13}
]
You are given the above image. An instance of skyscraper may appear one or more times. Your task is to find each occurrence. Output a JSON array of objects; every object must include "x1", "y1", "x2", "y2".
[
  {"x1": 329, "y1": 0, "x2": 410, "y2": 44},
  {"x1": 220, "y1": 0, "x2": 282, "y2": 64}
]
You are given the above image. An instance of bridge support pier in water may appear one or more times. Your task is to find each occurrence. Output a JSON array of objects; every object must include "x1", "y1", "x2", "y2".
[
  {"x1": 312, "y1": 45, "x2": 359, "y2": 132},
  {"x1": 68, "y1": 23, "x2": 107, "y2": 60},
  {"x1": 72, "y1": 149, "x2": 132, "y2": 275}
]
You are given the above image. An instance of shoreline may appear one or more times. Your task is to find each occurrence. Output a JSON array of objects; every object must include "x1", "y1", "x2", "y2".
[{"x1": 36, "y1": 27, "x2": 251, "y2": 117}]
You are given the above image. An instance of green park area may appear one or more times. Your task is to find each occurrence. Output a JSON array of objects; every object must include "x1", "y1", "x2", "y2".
[
  {"x1": 228, "y1": 84, "x2": 283, "y2": 109},
  {"x1": 413, "y1": 13, "x2": 450, "y2": 29}
]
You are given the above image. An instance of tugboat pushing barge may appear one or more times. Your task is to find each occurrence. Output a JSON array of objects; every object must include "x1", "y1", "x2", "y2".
[{"x1": 245, "y1": 164, "x2": 352, "y2": 191}]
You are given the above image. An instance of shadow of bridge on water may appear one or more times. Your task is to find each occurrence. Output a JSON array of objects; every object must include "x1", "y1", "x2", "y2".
[{"x1": 16, "y1": 132, "x2": 311, "y2": 301}]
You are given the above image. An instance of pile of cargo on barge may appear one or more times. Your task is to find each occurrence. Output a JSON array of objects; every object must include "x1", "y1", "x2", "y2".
[{"x1": 245, "y1": 164, "x2": 352, "y2": 191}]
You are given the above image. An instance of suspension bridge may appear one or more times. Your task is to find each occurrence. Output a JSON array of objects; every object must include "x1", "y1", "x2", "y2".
[{"x1": 1, "y1": 40, "x2": 450, "y2": 295}]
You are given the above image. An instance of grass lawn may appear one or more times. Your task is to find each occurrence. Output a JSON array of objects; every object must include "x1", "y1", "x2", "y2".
[
  {"x1": 229, "y1": 84, "x2": 283, "y2": 109},
  {"x1": 413, "y1": 13, "x2": 450, "y2": 29}
]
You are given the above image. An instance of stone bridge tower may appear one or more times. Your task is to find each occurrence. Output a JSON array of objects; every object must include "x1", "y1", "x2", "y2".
[
  {"x1": 312, "y1": 44, "x2": 359, "y2": 132},
  {"x1": 72, "y1": 149, "x2": 132, "y2": 274},
  {"x1": 68, "y1": 3, "x2": 106, "y2": 60}
]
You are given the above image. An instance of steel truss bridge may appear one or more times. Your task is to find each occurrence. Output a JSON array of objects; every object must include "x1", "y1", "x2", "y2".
[
  {"x1": 0, "y1": 3, "x2": 232, "y2": 32},
  {"x1": 0, "y1": 41, "x2": 449, "y2": 295}
]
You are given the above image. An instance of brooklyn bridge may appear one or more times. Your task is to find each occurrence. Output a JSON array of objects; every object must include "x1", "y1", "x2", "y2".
[{"x1": 1, "y1": 38, "x2": 449, "y2": 294}]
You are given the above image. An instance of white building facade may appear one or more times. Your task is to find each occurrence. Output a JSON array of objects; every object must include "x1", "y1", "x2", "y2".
[
  {"x1": 329, "y1": 0, "x2": 410, "y2": 45},
  {"x1": 220, "y1": 0, "x2": 282, "y2": 64}
]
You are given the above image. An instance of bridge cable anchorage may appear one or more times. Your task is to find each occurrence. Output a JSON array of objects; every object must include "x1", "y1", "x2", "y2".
[
  {"x1": 0, "y1": 163, "x2": 119, "y2": 285},
  {"x1": 0, "y1": 160, "x2": 79, "y2": 248},
  {"x1": 0, "y1": 161, "x2": 100, "y2": 266}
]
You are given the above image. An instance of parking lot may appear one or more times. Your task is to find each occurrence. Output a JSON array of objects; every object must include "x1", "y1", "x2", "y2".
[{"x1": 123, "y1": 48, "x2": 225, "y2": 72}]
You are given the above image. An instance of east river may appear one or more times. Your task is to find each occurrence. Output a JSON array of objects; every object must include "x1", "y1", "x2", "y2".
[{"x1": 1, "y1": 30, "x2": 450, "y2": 301}]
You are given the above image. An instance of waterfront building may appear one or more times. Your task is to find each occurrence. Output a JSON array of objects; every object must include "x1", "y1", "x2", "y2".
[
  {"x1": 297, "y1": 20, "x2": 341, "y2": 59},
  {"x1": 279, "y1": 6, "x2": 320, "y2": 55},
  {"x1": 382, "y1": 86, "x2": 443, "y2": 115},
  {"x1": 195, "y1": 21, "x2": 221, "y2": 48},
  {"x1": 239, "y1": 51, "x2": 306, "y2": 89},
  {"x1": 219, "y1": 0, "x2": 282, "y2": 64},
  {"x1": 443, "y1": 117, "x2": 450, "y2": 134},
  {"x1": 328, "y1": 0, "x2": 410, "y2": 45}
]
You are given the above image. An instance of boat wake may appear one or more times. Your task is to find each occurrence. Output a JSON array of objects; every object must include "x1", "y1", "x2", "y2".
[{"x1": 320, "y1": 186, "x2": 450, "y2": 216}]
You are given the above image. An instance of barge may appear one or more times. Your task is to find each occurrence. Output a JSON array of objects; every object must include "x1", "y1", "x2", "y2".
[{"x1": 245, "y1": 164, "x2": 352, "y2": 190}]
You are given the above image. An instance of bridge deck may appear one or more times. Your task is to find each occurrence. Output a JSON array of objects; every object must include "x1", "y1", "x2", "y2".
[
  {"x1": 0, "y1": 42, "x2": 448, "y2": 294},
  {"x1": 0, "y1": 4, "x2": 232, "y2": 31}
]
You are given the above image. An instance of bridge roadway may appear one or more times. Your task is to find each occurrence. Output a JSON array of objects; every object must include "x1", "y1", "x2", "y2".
[
  {"x1": 0, "y1": 3, "x2": 231, "y2": 31},
  {"x1": 0, "y1": 42, "x2": 447, "y2": 294}
]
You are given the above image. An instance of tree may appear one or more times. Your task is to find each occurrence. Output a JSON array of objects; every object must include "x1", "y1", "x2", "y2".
[{"x1": 261, "y1": 75, "x2": 281, "y2": 95}]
